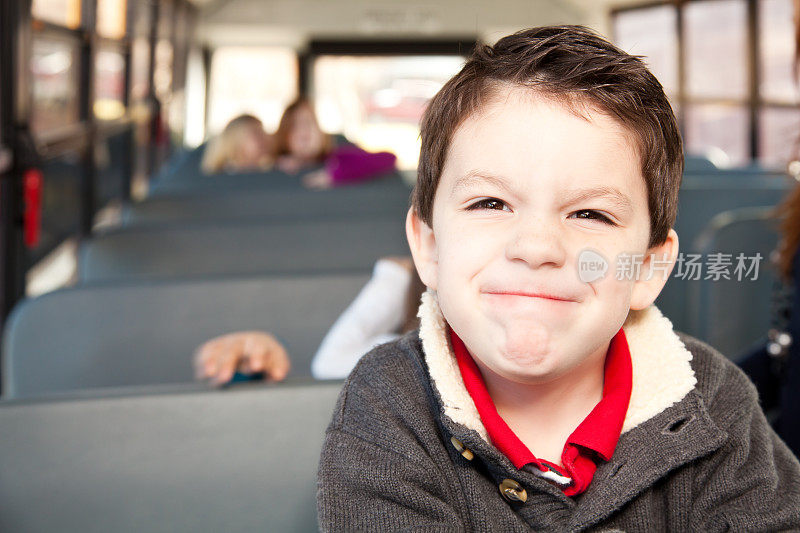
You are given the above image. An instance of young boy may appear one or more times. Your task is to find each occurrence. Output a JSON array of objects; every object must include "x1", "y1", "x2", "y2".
[{"x1": 316, "y1": 26, "x2": 800, "y2": 531}]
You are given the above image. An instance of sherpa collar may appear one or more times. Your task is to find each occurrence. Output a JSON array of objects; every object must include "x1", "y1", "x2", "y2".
[{"x1": 417, "y1": 291, "x2": 697, "y2": 442}]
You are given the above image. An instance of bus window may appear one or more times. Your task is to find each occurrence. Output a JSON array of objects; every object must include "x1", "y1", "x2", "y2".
[
  {"x1": 759, "y1": 0, "x2": 800, "y2": 167},
  {"x1": 31, "y1": 0, "x2": 81, "y2": 29},
  {"x1": 129, "y1": 0, "x2": 152, "y2": 103},
  {"x1": 154, "y1": 39, "x2": 174, "y2": 104},
  {"x1": 685, "y1": 0, "x2": 748, "y2": 100},
  {"x1": 683, "y1": 0, "x2": 748, "y2": 166},
  {"x1": 93, "y1": 46, "x2": 127, "y2": 121},
  {"x1": 30, "y1": 35, "x2": 81, "y2": 135},
  {"x1": 311, "y1": 55, "x2": 464, "y2": 170},
  {"x1": 760, "y1": 108, "x2": 800, "y2": 168},
  {"x1": 207, "y1": 47, "x2": 298, "y2": 135},
  {"x1": 760, "y1": 0, "x2": 797, "y2": 102},
  {"x1": 154, "y1": 0, "x2": 174, "y2": 104},
  {"x1": 130, "y1": 36, "x2": 150, "y2": 103},
  {"x1": 96, "y1": 0, "x2": 127, "y2": 40},
  {"x1": 613, "y1": 5, "x2": 678, "y2": 101},
  {"x1": 684, "y1": 104, "x2": 749, "y2": 167}
]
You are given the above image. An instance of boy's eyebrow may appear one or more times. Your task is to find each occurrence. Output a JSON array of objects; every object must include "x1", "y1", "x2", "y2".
[
  {"x1": 449, "y1": 172, "x2": 634, "y2": 213},
  {"x1": 449, "y1": 170, "x2": 515, "y2": 197},
  {"x1": 563, "y1": 186, "x2": 634, "y2": 212}
]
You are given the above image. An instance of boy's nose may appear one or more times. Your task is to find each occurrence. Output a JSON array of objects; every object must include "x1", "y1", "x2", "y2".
[{"x1": 505, "y1": 218, "x2": 567, "y2": 269}]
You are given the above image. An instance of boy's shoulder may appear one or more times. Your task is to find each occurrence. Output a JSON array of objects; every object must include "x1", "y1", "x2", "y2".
[
  {"x1": 325, "y1": 331, "x2": 440, "y2": 448},
  {"x1": 343, "y1": 330, "x2": 427, "y2": 397},
  {"x1": 676, "y1": 332, "x2": 761, "y2": 428}
]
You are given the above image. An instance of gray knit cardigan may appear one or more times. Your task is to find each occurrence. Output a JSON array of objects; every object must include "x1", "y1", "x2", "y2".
[{"x1": 317, "y1": 293, "x2": 800, "y2": 531}]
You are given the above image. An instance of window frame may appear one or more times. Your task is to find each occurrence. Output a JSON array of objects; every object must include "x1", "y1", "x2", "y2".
[{"x1": 611, "y1": 0, "x2": 797, "y2": 167}]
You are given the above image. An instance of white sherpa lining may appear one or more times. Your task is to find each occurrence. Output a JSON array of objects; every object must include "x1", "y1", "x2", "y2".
[{"x1": 417, "y1": 290, "x2": 697, "y2": 440}]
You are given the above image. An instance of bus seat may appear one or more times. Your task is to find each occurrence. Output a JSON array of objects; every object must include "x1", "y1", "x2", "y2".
[
  {"x1": 78, "y1": 218, "x2": 409, "y2": 284},
  {"x1": 2, "y1": 273, "x2": 368, "y2": 399},
  {"x1": 123, "y1": 179, "x2": 411, "y2": 227},
  {"x1": 683, "y1": 154, "x2": 717, "y2": 172},
  {"x1": 688, "y1": 206, "x2": 780, "y2": 360},
  {"x1": 148, "y1": 164, "x2": 404, "y2": 196},
  {"x1": 656, "y1": 169, "x2": 789, "y2": 334},
  {"x1": 149, "y1": 166, "x2": 307, "y2": 194},
  {"x1": 0, "y1": 381, "x2": 341, "y2": 532},
  {"x1": 150, "y1": 142, "x2": 207, "y2": 184}
]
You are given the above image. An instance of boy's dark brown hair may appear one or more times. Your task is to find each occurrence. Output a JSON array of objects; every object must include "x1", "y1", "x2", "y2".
[{"x1": 412, "y1": 25, "x2": 683, "y2": 247}]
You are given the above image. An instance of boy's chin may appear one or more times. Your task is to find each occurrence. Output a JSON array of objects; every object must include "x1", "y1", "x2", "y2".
[
  {"x1": 490, "y1": 345, "x2": 568, "y2": 385},
  {"x1": 486, "y1": 355, "x2": 568, "y2": 386},
  {"x1": 497, "y1": 320, "x2": 553, "y2": 363}
]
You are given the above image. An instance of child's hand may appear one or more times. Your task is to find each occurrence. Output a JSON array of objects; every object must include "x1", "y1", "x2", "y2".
[
  {"x1": 302, "y1": 169, "x2": 333, "y2": 189},
  {"x1": 194, "y1": 331, "x2": 291, "y2": 386}
]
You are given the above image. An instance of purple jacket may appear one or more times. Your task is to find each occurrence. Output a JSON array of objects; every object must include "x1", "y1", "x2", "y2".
[{"x1": 325, "y1": 145, "x2": 397, "y2": 185}]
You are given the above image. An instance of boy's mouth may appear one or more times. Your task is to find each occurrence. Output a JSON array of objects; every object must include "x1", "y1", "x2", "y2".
[{"x1": 481, "y1": 289, "x2": 580, "y2": 303}]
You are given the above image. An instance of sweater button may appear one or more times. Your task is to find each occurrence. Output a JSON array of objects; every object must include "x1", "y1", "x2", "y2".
[
  {"x1": 450, "y1": 436, "x2": 474, "y2": 460},
  {"x1": 499, "y1": 479, "x2": 528, "y2": 503}
]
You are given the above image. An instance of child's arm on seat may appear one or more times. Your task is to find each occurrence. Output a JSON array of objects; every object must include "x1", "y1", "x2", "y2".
[
  {"x1": 311, "y1": 257, "x2": 412, "y2": 380},
  {"x1": 194, "y1": 331, "x2": 290, "y2": 385},
  {"x1": 303, "y1": 146, "x2": 398, "y2": 189}
]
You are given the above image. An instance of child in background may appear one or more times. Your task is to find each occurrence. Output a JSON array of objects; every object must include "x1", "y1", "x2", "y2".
[
  {"x1": 316, "y1": 26, "x2": 800, "y2": 531},
  {"x1": 272, "y1": 98, "x2": 398, "y2": 188},
  {"x1": 200, "y1": 114, "x2": 273, "y2": 174},
  {"x1": 194, "y1": 257, "x2": 426, "y2": 384}
]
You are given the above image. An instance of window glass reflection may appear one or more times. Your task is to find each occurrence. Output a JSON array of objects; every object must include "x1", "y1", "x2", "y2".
[
  {"x1": 94, "y1": 47, "x2": 126, "y2": 121},
  {"x1": 32, "y1": 0, "x2": 81, "y2": 29},
  {"x1": 759, "y1": 0, "x2": 798, "y2": 104},
  {"x1": 31, "y1": 36, "x2": 81, "y2": 134},
  {"x1": 684, "y1": 0, "x2": 747, "y2": 99},
  {"x1": 759, "y1": 107, "x2": 800, "y2": 169},
  {"x1": 613, "y1": 5, "x2": 678, "y2": 96},
  {"x1": 684, "y1": 104, "x2": 749, "y2": 167},
  {"x1": 96, "y1": 0, "x2": 127, "y2": 40},
  {"x1": 130, "y1": 37, "x2": 151, "y2": 103},
  {"x1": 207, "y1": 47, "x2": 298, "y2": 134},
  {"x1": 153, "y1": 39, "x2": 174, "y2": 101}
]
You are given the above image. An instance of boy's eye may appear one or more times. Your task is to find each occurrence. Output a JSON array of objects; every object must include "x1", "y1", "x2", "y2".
[
  {"x1": 466, "y1": 198, "x2": 510, "y2": 212},
  {"x1": 569, "y1": 209, "x2": 616, "y2": 225}
]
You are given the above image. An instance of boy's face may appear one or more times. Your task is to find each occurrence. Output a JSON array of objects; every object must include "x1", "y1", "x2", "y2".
[{"x1": 408, "y1": 88, "x2": 678, "y2": 385}]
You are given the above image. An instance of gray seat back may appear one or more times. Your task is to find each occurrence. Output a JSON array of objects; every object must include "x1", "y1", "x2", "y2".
[
  {"x1": 3, "y1": 273, "x2": 369, "y2": 398},
  {"x1": 123, "y1": 182, "x2": 411, "y2": 226},
  {"x1": 0, "y1": 382, "x2": 341, "y2": 532},
  {"x1": 689, "y1": 206, "x2": 780, "y2": 360},
  {"x1": 79, "y1": 218, "x2": 408, "y2": 283},
  {"x1": 656, "y1": 170, "x2": 789, "y2": 334}
]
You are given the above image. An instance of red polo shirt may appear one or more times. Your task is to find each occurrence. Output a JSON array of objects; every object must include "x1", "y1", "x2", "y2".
[{"x1": 450, "y1": 327, "x2": 632, "y2": 497}]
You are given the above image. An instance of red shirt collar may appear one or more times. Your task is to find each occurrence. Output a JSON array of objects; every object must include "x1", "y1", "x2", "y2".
[{"x1": 450, "y1": 327, "x2": 632, "y2": 496}]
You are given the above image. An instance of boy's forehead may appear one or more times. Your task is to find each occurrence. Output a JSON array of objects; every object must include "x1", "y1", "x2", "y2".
[{"x1": 437, "y1": 93, "x2": 643, "y2": 195}]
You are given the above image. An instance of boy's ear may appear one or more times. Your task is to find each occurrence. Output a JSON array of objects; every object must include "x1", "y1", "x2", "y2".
[
  {"x1": 630, "y1": 229, "x2": 679, "y2": 311},
  {"x1": 405, "y1": 208, "x2": 438, "y2": 291}
]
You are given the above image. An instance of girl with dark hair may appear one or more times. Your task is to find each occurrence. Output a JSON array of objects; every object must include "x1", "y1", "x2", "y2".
[{"x1": 272, "y1": 97, "x2": 398, "y2": 188}]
